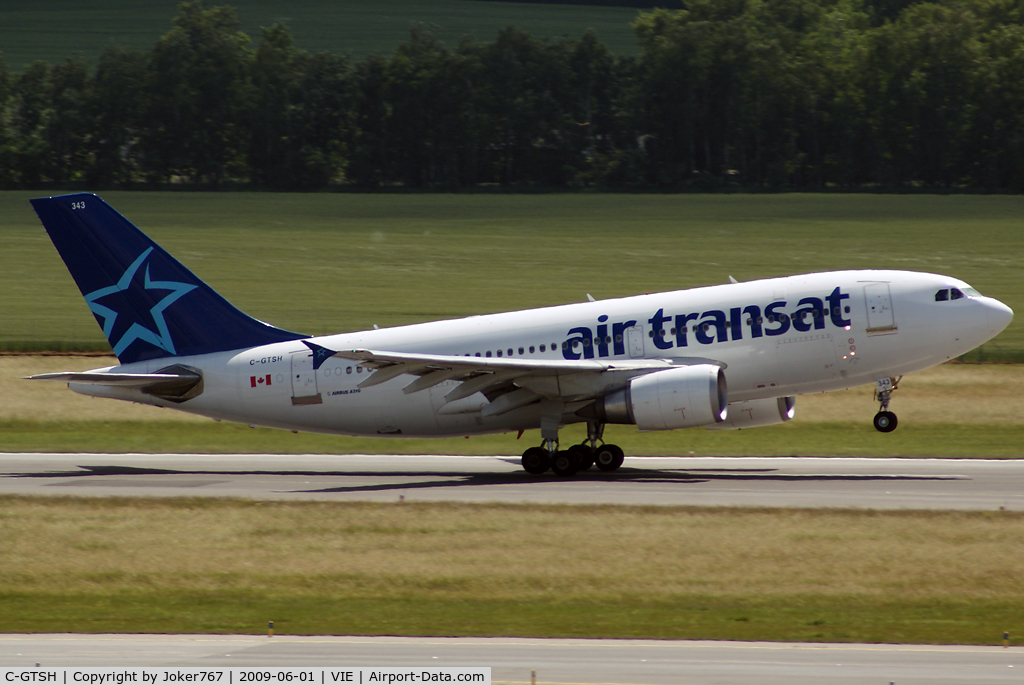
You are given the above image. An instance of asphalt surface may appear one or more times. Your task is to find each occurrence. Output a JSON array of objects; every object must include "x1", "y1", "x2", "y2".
[
  {"x1": 1, "y1": 634, "x2": 1021, "y2": 685},
  {"x1": 0, "y1": 453, "x2": 1021, "y2": 510}
]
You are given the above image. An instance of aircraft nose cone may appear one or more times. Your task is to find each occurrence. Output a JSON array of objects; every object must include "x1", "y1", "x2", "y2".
[{"x1": 986, "y1": 298, "x2": 1014, "y2": 334}]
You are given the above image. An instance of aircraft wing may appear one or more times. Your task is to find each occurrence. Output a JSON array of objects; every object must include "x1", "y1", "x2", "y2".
[{"x1": 304, "y1": 341, "x2": 719, "y2": 414}]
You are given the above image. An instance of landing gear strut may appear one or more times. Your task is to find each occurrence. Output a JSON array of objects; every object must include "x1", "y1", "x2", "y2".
[
  {"x1": 519, "y1": 420, "x2": 625, "y2": 476},
  {"x1": 872, "y1": 376, "x2": 901, "y2": 433}
]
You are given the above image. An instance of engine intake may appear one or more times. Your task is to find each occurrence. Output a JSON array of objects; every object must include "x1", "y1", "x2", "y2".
[
  {"x1": 707, "y1": 396, "x2": 795, "y2": 430},
  {"x1": 584, "y1": 364, "x2": 727, "y2": 431}
]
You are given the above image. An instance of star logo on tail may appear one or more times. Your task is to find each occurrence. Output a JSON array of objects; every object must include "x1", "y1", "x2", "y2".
[{"x1": 85, "y1": 247, "x2": 198, "y2": 356}]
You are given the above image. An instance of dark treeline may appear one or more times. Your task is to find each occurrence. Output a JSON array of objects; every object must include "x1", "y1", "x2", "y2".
[{"x1": 2, "y1": 0, "x2": 1024, "y2": 191}]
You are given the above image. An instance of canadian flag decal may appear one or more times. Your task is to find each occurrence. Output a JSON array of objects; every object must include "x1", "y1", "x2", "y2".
[{"x1": 250, "y1": 374, "x2": 272, "y2": 388}]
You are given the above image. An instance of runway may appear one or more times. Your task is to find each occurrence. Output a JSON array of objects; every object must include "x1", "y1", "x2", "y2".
[
  {"x1": 0, "y1": 634, "x2": 1020, "y2": 685},
  {"x1": 0, "y1": 453, "x2": 1021, "y2": 509}
]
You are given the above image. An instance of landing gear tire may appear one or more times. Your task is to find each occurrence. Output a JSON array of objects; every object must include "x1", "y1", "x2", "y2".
[
  {"x1": 551, "y1": 450, "x2": 579, "y2": 477},
  {"x1": 873, "y1": 411, "x2": 898, "y2": 433},
  {"x1": 569, "y1": 444, "x2": 595, "y2": 472},
  {"x1": 594, "y1": 444, "x2": 625, "y2": 472},
  {"x1": 522, "y1": 447, "x2": 551, "y2": 474}
]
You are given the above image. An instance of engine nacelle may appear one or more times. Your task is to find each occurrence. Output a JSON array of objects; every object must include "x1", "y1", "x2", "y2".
[
  {"x1": 588, "y1": 364, "x2": 727, "y2": 431},
  {"x1": 707, "y1": 396, "x2": 795, "y2": 430}
]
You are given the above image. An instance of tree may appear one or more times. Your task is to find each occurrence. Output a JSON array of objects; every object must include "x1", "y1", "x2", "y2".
[
  {"x1": 384, "y1": 26, "x2": 466, "y2": 187},
  {"x1": 41, "y1": 59, "x2": 93, "y2": 183},
  {"x1": 348, "y1": 54, "x2": 390, "y2": 187},
  {"x1": 0, "y1": 54, "x2": 13, "y2": 186},
  {"x1": 90, "y1": 47, "x2": 147, "y2": 186},
  {"x1": 473, "y1": 27, "x2": 576, "y2": 185},
  {"x1": 140, "y1": 1, "x2": 253, "y2": 184},
  {"x1": 9, "y1": 61, "x2": 50, "y2": 185},
  {"x1": 865, "y1": 3, "x2": 984, "y2": 186}
]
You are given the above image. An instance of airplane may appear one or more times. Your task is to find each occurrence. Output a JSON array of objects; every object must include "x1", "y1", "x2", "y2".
[{"x1": 27, "y1": 193, "x2": 1013, "y2": 476}]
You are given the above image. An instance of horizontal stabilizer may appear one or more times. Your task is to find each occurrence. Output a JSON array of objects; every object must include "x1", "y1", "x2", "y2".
[
  {"x1": 28, "y1": 371, "x2": 191, "y2": 386},
  {"x1": 28, "y1": 365, "x2": 204, "y2": 403}
]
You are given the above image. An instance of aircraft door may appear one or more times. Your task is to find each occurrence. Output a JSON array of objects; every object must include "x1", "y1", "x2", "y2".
[
  {"x1": 627, "y1": 325, "x2": 645, "y2": 358},
  {"x1": 290, "y1": 351, "x2": 322, "y2": 405},
  {"x1": 865, "y1": 283, "x2": 897, "y2": 333}
]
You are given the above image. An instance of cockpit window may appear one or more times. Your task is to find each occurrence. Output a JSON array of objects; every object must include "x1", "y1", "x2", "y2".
[
  {"x1": 935, "y1": 289, "x2": 949, "y2": 301},
  {"x1": 950, "y1": 288, "x2": 965, "y2": 300},
  {"x1": 963, "y1": 287, "x2": 981, "y2": 297}
]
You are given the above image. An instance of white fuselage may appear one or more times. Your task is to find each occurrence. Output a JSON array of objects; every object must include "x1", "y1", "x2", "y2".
[{"x1": 73, "y1": 270, "x2": 1012, "y2": 438}]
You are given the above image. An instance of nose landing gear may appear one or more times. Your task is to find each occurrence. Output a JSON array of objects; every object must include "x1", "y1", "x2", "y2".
[
  {"x1": 873, "y1": 411, "x2": 897, "y2": 432},
  {"x1": 872, "y1": 376, "x2": 901, "y2": 432}
]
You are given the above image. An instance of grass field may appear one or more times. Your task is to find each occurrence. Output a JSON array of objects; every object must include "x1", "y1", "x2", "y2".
[
  {"x1": 3, "y1": 192, "x2": 1022, "y2": 359},
  {"x1": 1, "y1": 496, "x2": 1021, "y2": 643},
  {"x1": 0, "y1": 0, "x2": 642, "y2": 71}
]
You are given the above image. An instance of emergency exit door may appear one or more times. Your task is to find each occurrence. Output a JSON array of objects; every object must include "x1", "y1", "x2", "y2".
[
  {"x1": 291, "y1": 352, "x2": 322, "y2": 405},
  {"x1": 864, "y1": 283, "x2": 897, "y2": 333},
  {"x1": 626, "y1": 325, "x2": 645, "y2": 358}
]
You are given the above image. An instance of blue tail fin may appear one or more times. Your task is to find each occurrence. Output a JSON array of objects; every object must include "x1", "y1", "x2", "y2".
[{"x1": 31, "y1": 193, "x2": 307, "y2": 364}]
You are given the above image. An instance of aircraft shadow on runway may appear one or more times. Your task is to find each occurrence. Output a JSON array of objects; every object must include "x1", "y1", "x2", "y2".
[{"x1": 1, "y1": 463, "x2": 963, "y2": 495}]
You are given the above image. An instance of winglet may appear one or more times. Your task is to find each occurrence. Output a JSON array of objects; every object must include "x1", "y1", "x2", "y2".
[{"x1": 302, "y1": 340, "x2": 338, "y2": 370}]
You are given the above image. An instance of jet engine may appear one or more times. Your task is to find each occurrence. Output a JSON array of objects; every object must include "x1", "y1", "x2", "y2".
[
  {"x1": 706, "y1": 396, "x2": 795, "y2": 430},
  {"x1": 585, "y1": 364, "x2": 727, "y2": 431}
]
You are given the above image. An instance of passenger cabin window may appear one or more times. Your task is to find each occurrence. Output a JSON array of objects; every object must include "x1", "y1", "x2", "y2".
[{"x1": 935, "y1": 289, "x2": 949, "y2": 301}]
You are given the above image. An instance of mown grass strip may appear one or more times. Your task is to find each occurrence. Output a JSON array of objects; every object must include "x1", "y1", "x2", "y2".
[
  {"x1": 0, "y1": 497, "x2": 1021, "y2": 644},
  {"x1": 2, "y1": 419, "x2": 1023, "y2": 458},
  {"x1": 1, "y1": 593, "x2": 1019, "y2": 645}
]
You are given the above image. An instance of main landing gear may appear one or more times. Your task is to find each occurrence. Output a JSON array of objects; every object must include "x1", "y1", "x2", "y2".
[
  {"x1": 872, "y1": 376, "x2": 902, "y2": 433},
  {"x1": 520, "y1": 421, "x2": 624, "y2": 476}
]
